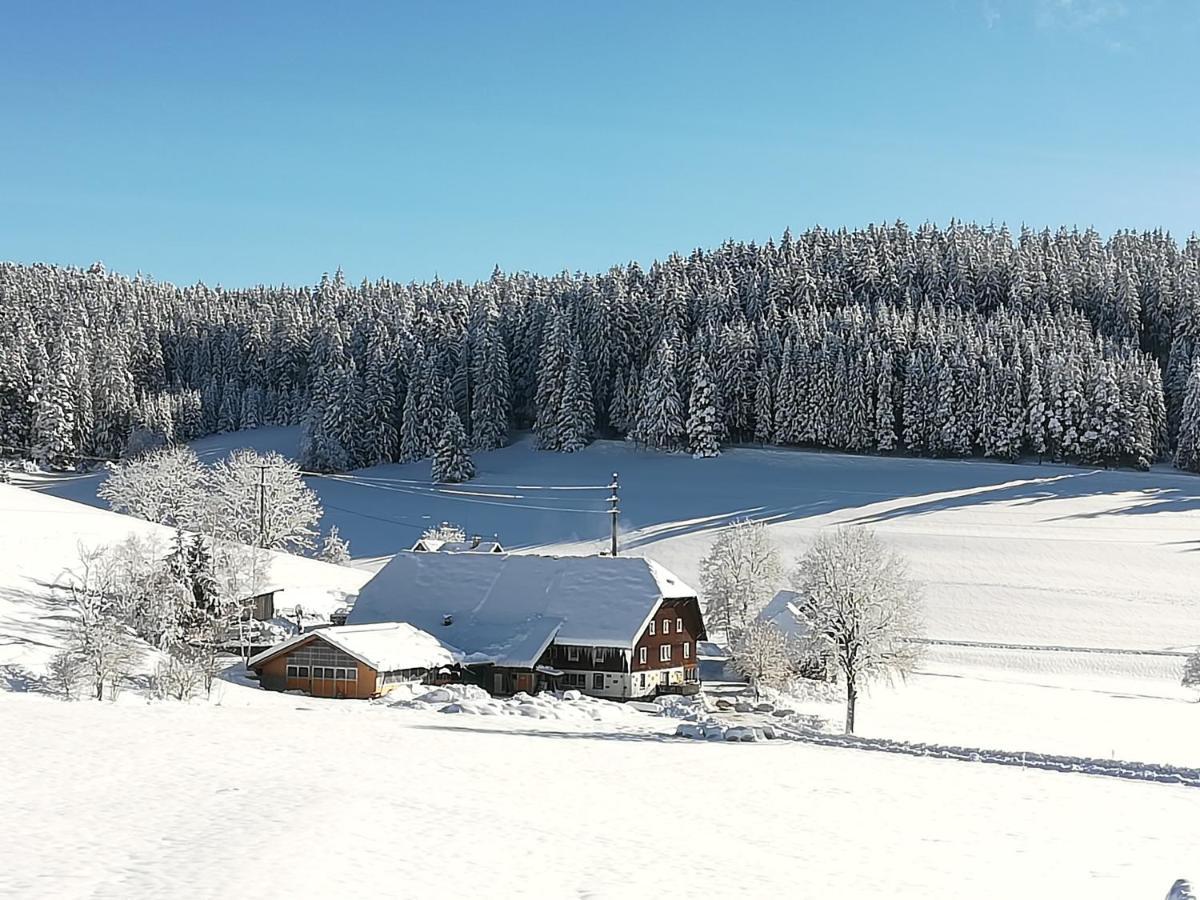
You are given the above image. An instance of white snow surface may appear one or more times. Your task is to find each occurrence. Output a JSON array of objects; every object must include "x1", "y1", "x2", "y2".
[
  {"x1": 246, "y1": 621, "x2": 460, "y2": 672},
  {"x1": 8, "y1": 428, "x2": 1200, "y2": 763},
  {"x1": 1, "y1": 688, "x2": 1195, "y2": 899},
  {"x1": 348, "y1": 550, "x2": 696, "y2": 665}
]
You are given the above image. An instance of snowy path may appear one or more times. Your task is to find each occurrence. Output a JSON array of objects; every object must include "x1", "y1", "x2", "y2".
[{"x1": 1, "y1": 690, "x2": 1195, "y2": 900}]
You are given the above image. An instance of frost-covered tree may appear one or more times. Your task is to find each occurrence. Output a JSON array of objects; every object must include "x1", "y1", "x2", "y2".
[
  {"x1": 422, "y1": 521, "x2": 466, "y2": 543},
  {"x1": 731, "y1": 619, "x2": 793, "y2": 698},
  {"x1": 318, "y1": 525, "x2": 352, "y2": 566},
  {"x1": 470, "y1": 309, "x2": 511, "y2": 451},
  {"x1": 687, "y1": 354, "x2": 723, "y2": 458},
  {"x1": 99, "y1": 446, "x2": 208, "y2": 530},
  {"x1": 698, "y1": 519, "x2": 782, "y2": 643},
  {"x1": 1174, "y1": 360, "x2": 1200, "y2": 472},
  {"x1": 2, "y1": 223, "x2": 1196, "y2": 475},
  {"x1": 208, "y1": 450, "x2": 322, "y2": 551},
  {"x1": 630, "y1": 337, "x2": 685, "y2": 451},
  {"x1": 1183, "y1": 647, "x2": 1200, "y2": 695},
  {"x1": 64, "y1": 545, "x2": 145, "y2": 701},
  {"x1": 790, "y1": 527, "x2": 922, "y2": 733},
  {"x1": 431, "y1": 410, "x2": 476, "y2": 484}
]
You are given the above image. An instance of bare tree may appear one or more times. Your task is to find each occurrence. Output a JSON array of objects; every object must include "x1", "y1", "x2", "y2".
[
  {"x1": 421, "y1": 521, "x2": 467, "y2": 544},
  {"x1": 152, "y1": 649, "x2": 204, "y2": 701},
  {"x1": 208, "y1": 449, "x2": 321, "y2": 551},
  {"x1": 98, "y1": 446, "x2": 208, "y2": 530},
  {"x1": 698, "y1": 519, "x2": 782, "y2": 644},
  {"x1": 730, "y1": 620, "x2": 793, "y2": 699},
  {"x1": 790, "y1": 526, "x2": 922, "y2": 733},
  {"x1": 65, "y1": 545, "x2": 144, "y2": 700},
  {"x1": 47, "y1": 648, "x2": 84, "y2": 699}
]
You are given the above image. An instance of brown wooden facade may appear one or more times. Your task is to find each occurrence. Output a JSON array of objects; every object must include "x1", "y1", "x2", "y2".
[{"x1": 251, "y1": 633, "x2": 436, "y2": 700}]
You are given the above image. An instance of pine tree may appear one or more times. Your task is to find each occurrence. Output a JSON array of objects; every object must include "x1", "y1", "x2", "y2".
[
  {"x1": 431, "y1": 410, "x2": 475, "y2": 483},
  {"x1": 30, "y1": 363, "x2": 77, "y2": 468},
  {"x1": 687, "y1": 354, "x2": 723, "y2": 458},
  {"x1": 1174, "y1": 359, "x2": 1200, "y2": 472},
  {"x1": 470, "y1": 310, "x2": 511, "y2": 451},
  {"x1": 875, "y1": 351, "x2": 897, "y2": 452},
  {"x1": 630, "y1": 337, "x2": 686, "y2": 451},
  {"x1": 318, "y1": 526, "x2": 352, "y2": 566},
  {"x1": 558, "y1": 335, "x2": 595, "y2": 452}
]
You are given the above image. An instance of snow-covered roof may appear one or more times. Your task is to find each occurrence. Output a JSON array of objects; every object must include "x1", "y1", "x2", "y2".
[
  {"x1": 248, "y1": 621, "x2": 461, "y2": 673},
  {"x1": 411, "y1": 538, "x2": 505, "y2": 553},
  {"x1": 347, "y1": 551, "x2": 698, "y2": 667},
  {"x1": 759, "y1": 590, "x2": 813, "y2": 641}
]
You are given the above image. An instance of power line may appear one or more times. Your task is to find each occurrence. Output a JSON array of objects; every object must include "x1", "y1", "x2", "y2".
[
  {"x1": 300, "y1": 469, "x2": 609, "y2": 492},
  {"x1": 309, "y1": 474, "x2": 605, "y2": 514}
]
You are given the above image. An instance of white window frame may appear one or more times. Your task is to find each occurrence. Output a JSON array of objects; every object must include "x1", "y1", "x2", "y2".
[
  {"x1": 648, "y1": 620, "x2": 655, "y2": 636},
  {"x1": 662, "y1": 619, "x2": 671, "y2": 635},
  {"x1": 566, "y1": 646, "x2": 579, "y2": 663},
  {"x1": 639, "y1": 646, "x2": 647, "y2": 665},
  {"x1": 659, "y1": 644, "x2": 672, "y2": 662},
  {"x1": 593, "y1": 647, "x2": 605, "y2": 665},
  {"x1": 683, "y1": 642, "x2": 690, "y2": 659},
  {"x1": 592, "y1": 673, "x2": 604, "y2": 691},
  {"x1": 676, "y1": 617, "x2": 683, "y2": 633}
]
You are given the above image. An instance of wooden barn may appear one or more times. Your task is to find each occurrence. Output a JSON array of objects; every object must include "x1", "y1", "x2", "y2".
[
  {"x1": 247, "y1": 622, "x2": 461, "y2": 699},
  {"x1": 347, "y1": 551, "x2": 707, "y2": 700}
]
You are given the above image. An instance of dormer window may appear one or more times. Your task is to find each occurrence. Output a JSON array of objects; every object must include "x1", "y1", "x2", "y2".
[{"x1": 442, "y1": 614, "x2": 454, "y2": 627}]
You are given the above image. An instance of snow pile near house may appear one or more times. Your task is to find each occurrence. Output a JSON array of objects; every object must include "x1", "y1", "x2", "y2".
[{"x1": 386, "y1": 684, "x2": 651, "y2": 725}]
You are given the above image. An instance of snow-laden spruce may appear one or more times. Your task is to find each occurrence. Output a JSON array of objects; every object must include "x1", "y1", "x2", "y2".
[{"x1": 2, "y1": 223, "x2": 1197, "y2": 474}]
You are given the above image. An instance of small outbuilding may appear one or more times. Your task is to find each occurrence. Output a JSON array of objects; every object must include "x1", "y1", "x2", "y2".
[
  {"x1": 411, "y1": 535, "x2": 505, "y2": 554},
  {"x1": 247, "y1": 622, "x2": 461, "y2": 699}
]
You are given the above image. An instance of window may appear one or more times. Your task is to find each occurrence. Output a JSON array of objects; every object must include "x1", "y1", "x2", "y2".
[
  {"x1": 676, "y1": 617, "x2": 683, "y2": 633},
  {"x1": 592, "y1": 673, "x2": 604, "y2": 691},
  {"x1": 286, "y1": 665, "x2": 298, "y2": 678},
  {"x1": 593, "y1": 647, "x2": 605, "y2": 665},
  {"x1": 296, "y1": 666, "x2": 309, "y2": 678},
  {"x1": 639, "y1": 673, "x2": 646, "y2": 689},
  {"x1": 648, "y1": 621, "x2": 655, "y2": 636},
  {"x1": 683, "y1": 642, "x2": 691, "y2": 659},
  {"x1": 566, "y1": 646, "x2": 579, "y2": 662},
  {"x1": 664, "y1": 619, "x2": 672, "y2": 635},
  {"x1": 639, "y1": 646, "x2": 647, "y2": 664},
  {"x1": 660, "y1": 645, "x2": 672, "y2": 662}
]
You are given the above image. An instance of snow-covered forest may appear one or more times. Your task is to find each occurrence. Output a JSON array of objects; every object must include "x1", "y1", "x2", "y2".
[{"x1": 4, "y1": 222, "x2": 1200, "y2": 473}]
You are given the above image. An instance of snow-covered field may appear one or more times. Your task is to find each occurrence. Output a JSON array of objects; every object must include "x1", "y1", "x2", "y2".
[
  {"x1": 10, "y1": 427, "x2": 1200, "y2": 764},
  {"x1": 5, "y1": 435, "x2": 1200, "y2": 896},
  {"x1": 20, "y1": 426, "x2": 1200, "y2": 651},
  {"x1": 1, "y1": 687, "x2": 1194, "y2": 899}
]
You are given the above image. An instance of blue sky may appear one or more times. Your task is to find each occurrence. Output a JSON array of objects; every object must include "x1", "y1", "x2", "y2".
[{"x1": 1, "y1": 1, "x2": 1197, "y2": 287}]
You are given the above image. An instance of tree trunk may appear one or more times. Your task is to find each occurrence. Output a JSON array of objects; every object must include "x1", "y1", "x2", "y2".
[{"x1": 845, "y1": 680, "x2": 857, "y2": 733}]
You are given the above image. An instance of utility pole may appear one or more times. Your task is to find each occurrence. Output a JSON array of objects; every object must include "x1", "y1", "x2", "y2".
[
  {"x1": 608, "y1": 472, "x2": 620, "y2": 557},
  {"x1": 257, "y1": 463, "x2": 267, "y2": 549}
]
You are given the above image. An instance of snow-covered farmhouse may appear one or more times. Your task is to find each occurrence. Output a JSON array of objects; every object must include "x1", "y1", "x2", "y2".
[
  {"x1": 348, "y1": 551, "x2": 707, "y2": 700},
  {"x1": 247, "y1": 622, "x2": 461, "y2": 699}
]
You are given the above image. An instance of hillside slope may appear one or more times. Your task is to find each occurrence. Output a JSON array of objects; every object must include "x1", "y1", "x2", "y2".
[
  {"x1": 0, "y1": 483, "x2": 370, "y2": 680},
  {"x1": 21, "y1": 426, "x2": 1200, "y2": 651}
]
